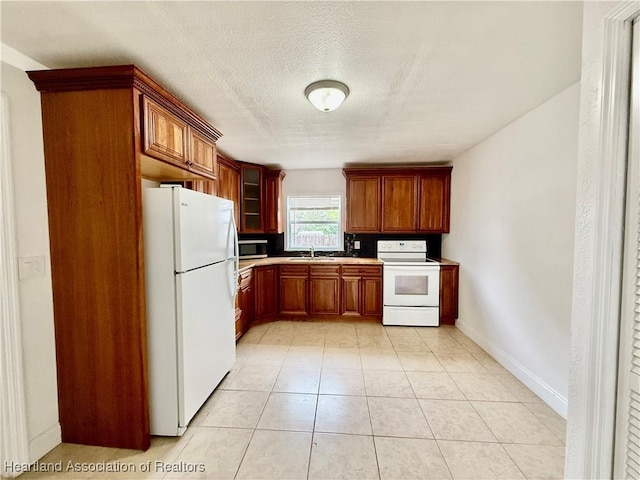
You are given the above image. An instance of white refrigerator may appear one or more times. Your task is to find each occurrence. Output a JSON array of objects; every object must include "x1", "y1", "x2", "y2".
[{"x1": 143, "y1": 186, "x2": 238, "y2": 436}]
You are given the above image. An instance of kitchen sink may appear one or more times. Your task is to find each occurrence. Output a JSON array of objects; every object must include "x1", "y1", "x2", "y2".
[{"x1": 288, "y1": 257, "x2": 337, "y2": 262}]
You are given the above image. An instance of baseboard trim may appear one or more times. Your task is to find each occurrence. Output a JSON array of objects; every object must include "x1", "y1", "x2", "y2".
[
  {"x1": 29, "y1": 422, "x2": 61, "y2": 464},
  {"x1": 455, "y1": 318, "x2": 568, "y2": 418}
]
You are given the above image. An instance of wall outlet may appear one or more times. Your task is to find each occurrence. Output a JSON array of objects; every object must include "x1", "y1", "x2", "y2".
[
  {"x1": 18, "y1": 256, "x2": 45, "y2": 280},
  {"x1": 354, "y1": 241, "x2": 361, "y2": 249}
]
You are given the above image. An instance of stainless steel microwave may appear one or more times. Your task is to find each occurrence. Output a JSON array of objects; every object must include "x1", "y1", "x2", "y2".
[{"x1": 238, "y1": 239, "x2": 268, "y2": 259}]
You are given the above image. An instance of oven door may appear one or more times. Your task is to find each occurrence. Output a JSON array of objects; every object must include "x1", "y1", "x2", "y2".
[{"x1": 383, "y1": 264, "x2": 440, "y2": 307}]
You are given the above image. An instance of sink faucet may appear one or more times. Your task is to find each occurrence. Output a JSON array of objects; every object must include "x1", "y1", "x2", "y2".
[{"x1": 310, "y1": 245, "x2": 315, "y2": 258}]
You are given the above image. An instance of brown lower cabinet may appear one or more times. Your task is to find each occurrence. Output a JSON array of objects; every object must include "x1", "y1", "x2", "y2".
[
  {"x1": 234, "y1": 296, "x2": 242, "y2": 340},
  {"x1": 342, "y1": 276, "x2": 361, "y2": 316},
  {"x1": 309, "y1": 265, "x2": 341, "y2": 315},
  {"x1": 236, "y1": 268, "x2": 255, "y2": 339},
  {"x1": 254, "y1": 265, "x2": 279, "y2": 319},
  {"x1": 279, "y1": 265, "x2": 308, "y2": 315},
  {"x1": 249, "y1": 263, "x2": 383, "y2": 323},
  {"x1": 341, "y1": 265, "x2": 383, "y2": 317},
  {"x1": 246, "y1": 262, "x2": 459, "y2": 330},
  {"x1": 439, "y1": 264, "x2": 460, "y2": 325}
]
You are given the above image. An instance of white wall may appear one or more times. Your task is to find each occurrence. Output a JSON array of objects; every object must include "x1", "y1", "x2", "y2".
[
  {"x1": 442, "y1": 82, "x2": 581, "y2": 416},
  {"x1": 2, "y1": 62, "x2": 61, "y2": 460},
  {"x1": 281, "y1": 168, "x2": 346, "y2": 249}
]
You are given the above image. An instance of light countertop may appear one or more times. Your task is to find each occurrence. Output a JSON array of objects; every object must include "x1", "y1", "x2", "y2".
[
  {"x1": 239, "y1": 256, "x2": 458, "y2": 272},
  {"x1": 239, "y1": 256, "x2": 382, "y2": 272}
]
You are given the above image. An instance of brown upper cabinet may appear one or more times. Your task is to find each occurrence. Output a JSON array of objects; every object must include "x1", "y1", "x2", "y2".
[
  {"x1": 141, "y1": 96, "x2": 220, "y2": 181},
  {"x1": 264, "y1": 169, "x2": 286, "y2": 234},
  {"x1": 143, "y1": 95, "x2": 218, "y2": 181},
  {"x1": 235, "y1": 164, "x2": 285, "y2": 234},
  {"x1": 345, "y1": 176, "x2": 380, "y2": 232},
  {"x1": 142, "y1": 96, "x2": 189, "y2": 167},
  {"x1": 240, "y1": 164, "x2": 264, "y2": 233},
  {"x1": 343, "y1": 166, "x2": 452, "y2": 234},
  {"x1": 216, "y1": 154, "x2": 241, "y2": 228},
  {"x1": 381, "y1": 174, "x2": 417, "y2": 232},
  {"x1": 418, "y1": 171, "x2": 451, "y2": 232},
  {"x1": 185, "y1": 179, "x2": 216, "y2": 196},
  {"x1": 189, "y1": 129, "x2": 217, "y2": 178}
]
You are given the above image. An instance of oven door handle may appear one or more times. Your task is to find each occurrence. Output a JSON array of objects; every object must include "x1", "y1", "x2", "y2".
[{"x1": 383, "y1": 265, "x2": 441, "y2": 273}]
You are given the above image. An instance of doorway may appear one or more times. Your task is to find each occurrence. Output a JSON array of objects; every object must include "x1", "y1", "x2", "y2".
[{"x1": 614, "y1": 17, "x2": 640, "y2": 480}]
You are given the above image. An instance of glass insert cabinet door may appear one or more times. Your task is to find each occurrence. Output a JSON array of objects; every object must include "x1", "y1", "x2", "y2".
[{"x1": 241, "y1": 165, "x2": 262, "y2": 232}]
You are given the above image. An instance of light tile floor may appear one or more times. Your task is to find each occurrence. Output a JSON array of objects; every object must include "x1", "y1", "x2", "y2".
[{"x1": 13, "y1": 321, "x2": 566, "y2": 480}]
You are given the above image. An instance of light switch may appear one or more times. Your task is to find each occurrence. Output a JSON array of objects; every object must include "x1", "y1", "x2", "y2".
[
  {"x1": 18, "y1": 256, "x2": 45, "y2": 280},
  {"x1": 354, "y1": 241, "x2": 361, "y2": 249}
]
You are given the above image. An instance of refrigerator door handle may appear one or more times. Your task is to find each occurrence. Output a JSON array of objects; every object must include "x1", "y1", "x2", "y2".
[{"x1": 227, "y1": 209, "x2": 239, "y2": 299}]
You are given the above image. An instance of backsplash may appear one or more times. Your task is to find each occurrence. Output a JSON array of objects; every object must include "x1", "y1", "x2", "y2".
[
  {"x1": 344, "y1": 233, "x2": 442, "y2": 258},
  {"x1": 238, "y1": 232, "x2": 442, "y2": 258}
]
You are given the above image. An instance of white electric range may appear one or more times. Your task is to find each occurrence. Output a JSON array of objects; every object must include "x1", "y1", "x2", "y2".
[{"x1": 377, "y1": 240, "x2": 440, "y2": 326}]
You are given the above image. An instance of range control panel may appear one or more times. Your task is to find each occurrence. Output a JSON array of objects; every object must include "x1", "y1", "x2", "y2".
[{"x1": 377, "y1": 240, "x2": 427, "y2": 253}]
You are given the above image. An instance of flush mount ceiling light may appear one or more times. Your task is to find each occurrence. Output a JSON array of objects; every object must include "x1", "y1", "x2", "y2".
[{"x1": 305, "y1": 80, "x2": 350, "y2": 112}]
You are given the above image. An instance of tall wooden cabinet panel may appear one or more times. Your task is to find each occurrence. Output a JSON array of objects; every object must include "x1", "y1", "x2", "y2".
[
  {"x1": 345, "y1": 176, "x2": 380, "y2": 232},
  {"x1": 279, "y1": 265, "x2": 308, "y2": 315},
  {"x1": 27, "y1": 64, "x2": 223, "y2": 450},
  {"x1": 264, "y1": 170, "x2": 286, "y2": 234},
  {"x1": 30, "y1": 80, "x2": 149, "y2": 450},
  {"x1": 418, "y1": 173, "x2": 451, "y2": 233},
  {"x1": 439, "y1": 264, "x2": 459, "y2": 325},
  {"x1": 217, "y1": 155, "x2": 241, "y2": 228},
  {"x1": 254, "y1": 265, "x2": 278, "y2": 319},
  {"x1": 240, "y1": 164, "x2": 263, "y2": 233},
  {"x1": 381, "y1": 175, "x2": 417, "y2": 232}
]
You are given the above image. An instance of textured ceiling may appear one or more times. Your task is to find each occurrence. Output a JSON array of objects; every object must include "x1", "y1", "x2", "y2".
[{"x1": 1, "y1": 1, "x2": 583, "y2": 170}]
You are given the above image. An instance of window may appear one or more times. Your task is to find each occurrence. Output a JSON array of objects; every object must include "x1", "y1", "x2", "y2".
[{"x1": 286, "y1": 195, "x2": 342, "y2": 251}]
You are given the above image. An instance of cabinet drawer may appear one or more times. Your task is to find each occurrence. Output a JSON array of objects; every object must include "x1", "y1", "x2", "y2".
[
  {"x1": 310, "y1": 265, "x2": 340, "y2": 276},
  {"x1": 239, "y1": 272, "x2": 253, "y2": 290},
  {"x1": 142, "y1": 96, "x2": 189, "y2": 166},
  {"x1": 239, "y1": 269, "x2": 253, "y2": 281},
  {"x1": 280, "y1": 265, "x2": 309, "y2": 276},
  {"x1": 341, "y1": 265, "x2": 382, "y2": 277}
]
